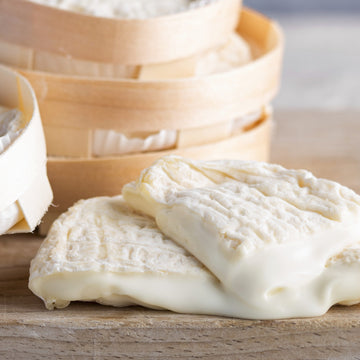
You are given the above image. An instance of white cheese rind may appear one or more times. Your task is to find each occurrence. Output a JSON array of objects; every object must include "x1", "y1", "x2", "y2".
[
  {"x1": 30, "y1": 195, "x2": 360, "y2": 319},
  {"x1": 28, "y1": 0, "x2": 216, "y2": 19},
  {"x1": 92, "y1": 129, "x2": 178, "y2": 157},
  {"x1": 29, "y1": 196, "x2": 260, "y2": 317},
  {"x1": 124, "y1": 156, "x2": 360, "y2": 318}
]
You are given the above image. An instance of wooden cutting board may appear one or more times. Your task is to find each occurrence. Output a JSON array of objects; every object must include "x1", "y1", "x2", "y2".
[{"x1": 1, "y1": 111, "x2": 360, "y2": 359}]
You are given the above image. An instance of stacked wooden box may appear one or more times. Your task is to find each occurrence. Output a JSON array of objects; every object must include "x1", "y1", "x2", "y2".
[{"x1": 0, "y1": 0, "x2": 283, "y2": 232}]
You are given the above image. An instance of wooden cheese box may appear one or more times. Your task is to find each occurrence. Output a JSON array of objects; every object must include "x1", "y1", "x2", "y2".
[
  {"x1": 18, "y1": 8, "x2": 283, "y2": 159},
  {"x1": 0, "y1": 65, "x2": 52, "y2": 234}
]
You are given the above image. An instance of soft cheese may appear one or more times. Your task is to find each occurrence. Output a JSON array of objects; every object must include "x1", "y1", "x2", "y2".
[
  {"x1": 0, "y1": 107, "x2": 25, "y2": 234},
  {"x1": 29, "y1": 0, "x2": 215, "y2": 19},
  {"x1": 123, "y1": 156, "x2": 360, "y2": 318},
  {"x1": 29, "y1": 196, "x2": 266, "y2": 318},
  {"x1": 93, "y1": 129, "x2": 178, "y2": 157}
]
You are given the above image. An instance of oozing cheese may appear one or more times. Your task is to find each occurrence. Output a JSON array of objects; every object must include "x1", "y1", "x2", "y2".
[
  {"x1": 0, "y1": 107, "x2": 25, "y2": 234},
  {"x1": 123, "y1": 156, "x2": 360, "y2": 318},
  {"x1": 29, "y1": 0, "x2": 216, "y2": 19}
]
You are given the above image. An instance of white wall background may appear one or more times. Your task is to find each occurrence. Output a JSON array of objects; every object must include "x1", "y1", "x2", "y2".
[{"x1": 243, "y1": 1, "x2": 360, "y2": 110}]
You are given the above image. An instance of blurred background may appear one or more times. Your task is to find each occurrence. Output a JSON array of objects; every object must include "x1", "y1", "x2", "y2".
[{"x1": 245, "y1": 0, "x2": 360, "y2": 110}]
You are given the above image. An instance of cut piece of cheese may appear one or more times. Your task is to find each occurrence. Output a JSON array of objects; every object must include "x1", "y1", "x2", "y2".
[
  {"x1": 29, "y1": 195, "x2": 260, "y2": 317},
  {"x1": 28, "y1": 0, "x2": 216, "y2": 19},
  {"x1": 123, "y1": 156, "x2": 360, "y2": 318},
  {"x1": 0, "y1": 65, "x2": 53, "y2": 235},
  {"x1": 30, "y1": 195, "x2": 360, "y2": 319},
  {"x1": 194, "y1": 32, "x2": 252, "y2": 76}
]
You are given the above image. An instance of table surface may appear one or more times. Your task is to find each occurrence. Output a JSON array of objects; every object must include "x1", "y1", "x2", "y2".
[{"x1": 1, "y1": 110, "x2": 360, "y2": 359}]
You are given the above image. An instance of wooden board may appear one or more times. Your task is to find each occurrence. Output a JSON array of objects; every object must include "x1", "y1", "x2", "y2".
[{"x1": 1, "y1": 111, "x2": 360, "y2": 359}]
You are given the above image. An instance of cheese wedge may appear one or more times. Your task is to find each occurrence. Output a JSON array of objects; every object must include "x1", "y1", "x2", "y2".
[
  {"x1": 31, "y1": 195, "x2": 360, "y2": 319},
  {"x1": 29, "y1": 195, "x2": 260, "y2": 317},
  {"x1": 138, "y1": 33, "x2": 252, "y2": 80},
  {"x1": 123, "y1": 156, "x2": 360, "y2": 318}
]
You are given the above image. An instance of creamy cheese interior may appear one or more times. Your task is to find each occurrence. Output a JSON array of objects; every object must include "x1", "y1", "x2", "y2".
[
  {"x1": 30, "y1": 195, "x2": 360, "y2": 319},
  {"x1": 29, "y1": 0, "x2": 216, "y2": 19},
  {"x1": 123, "y1": 156, "x2": 360, "y2": 317},
  {"x1": 0, "y1": 107, "x2": 26, "y2": 235}
]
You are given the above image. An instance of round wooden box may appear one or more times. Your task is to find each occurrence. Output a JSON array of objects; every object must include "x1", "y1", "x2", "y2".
[
  {"x1": 15, "y1": 8, "x2": 283, "y2": 159},
  {"x1": 0, "y1": 0, "x2": 240, "y2": 68},
  {"x1": 0, "y1": 65, "x2": 52, "y2": 234}
]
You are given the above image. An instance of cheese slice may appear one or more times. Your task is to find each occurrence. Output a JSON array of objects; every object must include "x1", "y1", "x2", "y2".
[
  {"x1": 0, "y1": 107, "x2": 26, "y2": 234},
  {"x1": 29, "y1": 195, "x2": 261, "y2": 317},
  {"x1": 123, "y1": 156, "x2": 360, "y2": 318}
]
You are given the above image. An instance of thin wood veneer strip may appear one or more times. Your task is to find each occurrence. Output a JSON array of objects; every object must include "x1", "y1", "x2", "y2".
[
  {"x1": 47, "y1": 114, "x2": 272, "y2": 212},
  {"x1": 17, "y1": 8, "x2": 283, "y2": 133},
  {"x1": 0, "y1": 0, "x2": 240, "y2": 65},
  {"x1": 0, "y1": 65, "x2": 53, "y2": 233}
]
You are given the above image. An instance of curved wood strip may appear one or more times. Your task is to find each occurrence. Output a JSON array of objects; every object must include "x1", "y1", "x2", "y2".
[
  {"x1": 17, "y1": 8, "x2": 283, "y2": 133},
  {"x1": 0, "y1": 0, "x2": 240, "y2": 65},
  {"x1": 0, "y1": 65, "x2": 52, "y2": 233}
]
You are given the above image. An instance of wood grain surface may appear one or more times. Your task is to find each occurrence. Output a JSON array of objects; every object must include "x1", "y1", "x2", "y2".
[{"x1": 1, "y1": 111, "x2": 360, "y2": 359}]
